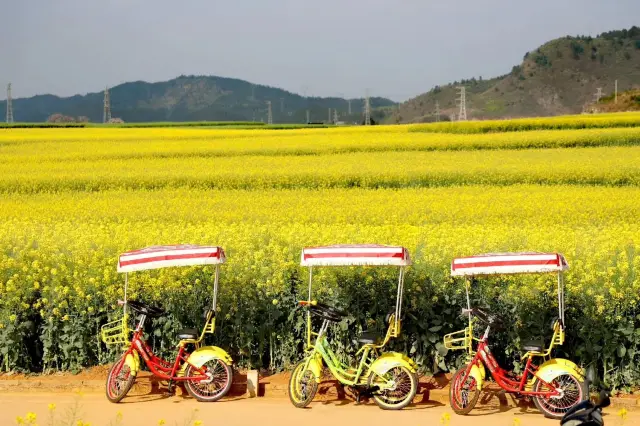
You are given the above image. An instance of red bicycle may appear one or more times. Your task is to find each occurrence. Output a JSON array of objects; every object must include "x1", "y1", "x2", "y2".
[
  {"x1": 449, "y1": 307, "x2": 586, "y2": 419},
  {"x1": 103, "y1": 244, "x2": 234, "y2": 403},
  {"x1": 106, "y1": 300, "x2": 233, "y2": 402}
]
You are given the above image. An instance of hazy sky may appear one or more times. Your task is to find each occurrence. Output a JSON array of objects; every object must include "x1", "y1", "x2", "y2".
[{"x1": 2, "y1": 0, "x2": 639, "y2": 102}]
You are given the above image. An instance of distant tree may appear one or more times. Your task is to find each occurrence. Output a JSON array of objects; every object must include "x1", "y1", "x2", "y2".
[
  {"x1": 524, "y1": 52, "x2": 530, "y2": 59},
  {"x1": 571, "y1": 41, "x2": 584, "y2": 59}
]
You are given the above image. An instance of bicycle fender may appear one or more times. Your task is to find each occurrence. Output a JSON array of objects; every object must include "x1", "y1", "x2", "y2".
[
  {"x1": 125, "y1": 351, "x2": 141, "y2": 376},
  {"x1": 535, "y1": 358, "x2": 585, "y2": 383},
  {"x1": 468, "y1": 363, "x2": 485, "y2": 391},
  {"x1": 179, "y1": 345, "x2": 233, "y2": 376},
  {"x1": 304, "y1": 352, "x2": 324, "y2": 384},
  {"x1": 370, "y1": 351, "x2": 418, "y2": 376}
]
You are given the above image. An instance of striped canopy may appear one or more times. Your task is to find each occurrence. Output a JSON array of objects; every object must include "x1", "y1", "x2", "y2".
[
  {"x1": 451, "y1": 252, "x2": 568, "y2": 276},
  {"x1": 117, "y1": 245, "x2": 226, "y2": 273},
  {"x1": 301, "y1": 244, "x2": 411, "y2": 267}
]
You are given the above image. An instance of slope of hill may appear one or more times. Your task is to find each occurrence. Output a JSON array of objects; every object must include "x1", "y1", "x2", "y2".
[
  {"x1": 393, "y1": 26, "x2": 640, "y2": 123},
  {"x1": 586, "y1": 89, "x2": 640, "y2": 113},
  {"x1": 0, "y1": 75, "x2": 395, "y2": 123}
]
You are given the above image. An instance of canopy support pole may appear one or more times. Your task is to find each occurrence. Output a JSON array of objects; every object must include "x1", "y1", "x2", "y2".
[
  {"x1": 213, "y1": 265, "x2": 220, "y2": 311},
  {"x1": 124, "y1": 273, "x2": 128, "y2": 305},
  {"x1": 465, "y1": 278, "x2": 472, "y2": 325},
  {"x1": 557, "y1": 272, "x2": 564, "y2": 328},
  {"x1": 307, "y1": 266, "x2": 313, "y2": 349},
  {"x1": 395, "y1": 267, "x2": 404, "y2": 332}
]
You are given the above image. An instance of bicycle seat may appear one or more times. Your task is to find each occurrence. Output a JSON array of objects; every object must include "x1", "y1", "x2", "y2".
[
  {"x1": 358, "y1": 331, "x2": 381, "y2": 345},
  {"x1": 522, "y1": 339, "x2": 545, "y2": 353},
  {"x1": 178, "y1": 328, "x2": 199, "y2": 340},
  {"x1": 126, "y1": 300, "x2": 165, "y2": 318}
]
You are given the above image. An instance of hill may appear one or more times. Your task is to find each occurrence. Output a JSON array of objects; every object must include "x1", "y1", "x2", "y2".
[
  {"x1": 392, "y1": 26, "x2": 640, "y2": 123},
  {"x1": 0, "y1": 75, "x2": 395, "y2": 123}
]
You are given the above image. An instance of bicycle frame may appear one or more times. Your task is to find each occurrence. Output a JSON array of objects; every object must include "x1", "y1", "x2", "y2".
[
  {"x1": 304, "y1": 313, "x2": 402, "y2": 387},
  {"x1": 460, "y1": 324, "x2": 560, "y2": 398},
  {"x1": 117, "y1": 313, "x2": 210, "y2": 382}
]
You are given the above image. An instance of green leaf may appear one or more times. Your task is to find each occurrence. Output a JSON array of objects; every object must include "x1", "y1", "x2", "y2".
[
  {"x1": 429, "y1": 325, "x2": 443, "y2": 332},
  {"x1": 617, "y1": 346, "x2": 627, "y2": 358},
  {"x1": 436, "y1": 342, "x2": 449, "y2": 356}
]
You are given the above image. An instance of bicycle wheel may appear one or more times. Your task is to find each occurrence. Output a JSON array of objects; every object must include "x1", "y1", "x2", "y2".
[
  {"x1": 105, "y1": 354, "x2": 136, "y2": 403},
  {"x1": 532, "y1": 372, "x2": 587, "y2": 419},
  {"x1": 449, "y1": 367, "x2": 481, "y2": 415},
  {"x1": 288, "y1": 360, "x2": 319, "y2": 408},
  {"x1": 184, "y1": 358, "x2": 233, "y2": 402},
  {"x1": 367, "y1": 365, "x2": 418, "y2": 410}
]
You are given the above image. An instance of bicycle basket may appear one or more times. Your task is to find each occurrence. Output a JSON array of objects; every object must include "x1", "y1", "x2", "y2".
[
  {"x1": 101, "y1": 314, "x2": 130, "y2": 346},
  {"x1": 444, "y1": 326, "x2": 472, "y2": 351}
]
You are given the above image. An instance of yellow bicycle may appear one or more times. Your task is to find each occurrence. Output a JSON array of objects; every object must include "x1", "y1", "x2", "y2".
[{"x1": 288, "y1": 244, "x2": 419, "y2": 410}]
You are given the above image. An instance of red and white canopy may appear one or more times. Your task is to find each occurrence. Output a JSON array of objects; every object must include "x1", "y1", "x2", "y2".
[
  {"x1": 301, "y1": 244, "x2": 411, "y2": 267},
  {"x1": 117, "y1": 245, "x2": 226, "y2": 273},
  {"x1": 451, "y1": 252, "x2": 568, "y2": 276}
]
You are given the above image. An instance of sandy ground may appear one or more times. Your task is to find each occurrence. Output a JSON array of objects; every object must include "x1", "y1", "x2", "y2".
[{"x1": 0, "y1": 391, "x2": 636, "y2": 426}]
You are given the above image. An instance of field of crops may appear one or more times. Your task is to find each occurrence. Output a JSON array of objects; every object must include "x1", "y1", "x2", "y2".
[{"x1": 1, "y1": 114, "x2": 639, "y2": 389}]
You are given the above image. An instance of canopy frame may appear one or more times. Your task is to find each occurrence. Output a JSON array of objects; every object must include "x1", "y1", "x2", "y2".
[
  {"x1": 451, "y1": 252, "x2": 568, "y2": 329},
  {"x1": 301, "y1": 244, "x2": 411, "y2": 348},
  {"x1": 117, "y1": 245, "x2": 226, "y2": 314}
]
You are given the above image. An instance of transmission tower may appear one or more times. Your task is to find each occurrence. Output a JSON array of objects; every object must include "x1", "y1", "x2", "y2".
[
  {"x1": 328, "y1": 108, "x2": 332, "y2": 124},
  {"x1": 594, "y1": 87, "x2": 603, "y2": 103},
  {"x1": 455, "y1": 86, "x2": 467, "y2": 121},
  {"x1": 348, "y1": 99, "x2": 352, "y2": 115},
  {"x1": 364, "y1": 91, "x2": 371, "y2": 125},
  {"x1": 6, "y1": 83, "x2": 14, "y2": 124},
  {"x1": 333, "y1": 108, "x2": 338, "y2": 124},
  {"x1": 306, "y1": 110, "x2": 310, "y2": 124},
  {"x1": 435, "y1": 101, "x2": 440, "y2": 122},
  {"x1": 280, "y1": 97, "x2": 284, "y2": 113},
  {"x1": 266, "y1": 101, "x2": 273, "y2": 125},
  {"x1": 103, "y1": 87, "x2": 111, "y2": 123}
]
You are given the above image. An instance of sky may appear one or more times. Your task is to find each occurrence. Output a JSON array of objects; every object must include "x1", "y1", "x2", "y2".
[{"x1": 2, "y1": 0, "x2": 640, "y2": 102}]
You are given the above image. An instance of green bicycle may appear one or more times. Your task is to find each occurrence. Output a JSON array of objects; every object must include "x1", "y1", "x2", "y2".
[{"x1": 288, "y1": 244, "x2": 419, "y2": 410}]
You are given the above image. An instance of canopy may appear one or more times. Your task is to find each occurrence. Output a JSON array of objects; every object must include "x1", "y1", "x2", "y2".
[
  {"x1": 301, "y1": 244, "x2": 411, "y2": 267},
  {"x1": 117, "y1": 245, "x2": 226, "y2": 273},
  {"x1": 451, "y1": 252, "x2": 568, "y2": 276}
]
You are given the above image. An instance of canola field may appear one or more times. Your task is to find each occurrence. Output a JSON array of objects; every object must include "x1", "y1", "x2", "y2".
[{"x1": 0, "y1": 116, "x2": 639, "y2": 388}]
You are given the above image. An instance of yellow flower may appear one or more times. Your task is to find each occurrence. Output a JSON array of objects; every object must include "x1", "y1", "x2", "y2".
[
  {"x1": 48, "y1": 403, "x2": 56, "y2": 411},
  {"x1": 439, "y1": 412, "x2": 451, "y2": 425},
  {"x1": 194, "y1": 421, "x2": 203, "y2": 426},
  {"x1": 25, "y1": 412, "x2": 37, "y2": 423},
  {"x1": 513, "y1": 418, "x2": 522, "y2": 426},
  {"x1": 9, "y1": 314, "x2": 16, "y2": 322},
  {"x1": 619, "y1": 407, "x2": 628, "y2": 421},
  {"x1": 272, "y1": 299, "x2": 278, "y2": 305},
  {"x1": 16, "y1": 416, "x2": 24, "y2": 425},
  {"x1": 158, "y1": 420, "x2": 166, "y2": 426}
]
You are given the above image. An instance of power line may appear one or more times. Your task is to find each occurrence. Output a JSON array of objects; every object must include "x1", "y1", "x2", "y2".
[
  {"x1": 6, "y1": 83, "x2": 13, "y2": 124},
  {"x1": 455, "y1": 86, "x2": 467, "y2": 121},
  {"x1": 103, "y1": 86, "x2": 111, "y2": 123}
]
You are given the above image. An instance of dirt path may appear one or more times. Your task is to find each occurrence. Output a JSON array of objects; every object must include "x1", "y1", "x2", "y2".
[{"x1": 0, "y1": 391, "x2": 635, "y2": 426}]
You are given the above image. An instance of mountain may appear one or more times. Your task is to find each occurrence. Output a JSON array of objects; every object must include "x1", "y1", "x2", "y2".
[
  {"x1": 0, "y1": 75, "x2": 395, "y2": 123},
  {"x1": 391, "y1": 26, "x2": 640, "y2": 123}
]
